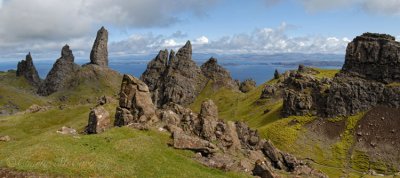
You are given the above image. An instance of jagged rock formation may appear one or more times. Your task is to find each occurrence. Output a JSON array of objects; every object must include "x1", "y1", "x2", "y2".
[
  {"x1": 280, "y1": 33, "x2": 400, "y2": 117},
  {"x1": 141, "y1": 41, "x2": 206, "y2": 107},
  {"x1": 200, "y1": 57, "x2": 238, "y2": 90},
  {"x1": 141, "y1": 41, "x2": 237, "y2": 107},
  {"x1": 114, "y1": 74, "x2": 158, "y2": 128},
  {"x1": 342, "y1": 33, "x2": 400, "y2": 83},
  {"x1": 86, "y1": 105, "x2": 111, "y2": 134},
  {"x1": 160, "y1": 99, "x2": 325, "y2": 177},
  {"x1": 90, "y1": 27, "x2": 108, "y2": 67},
  {"x1": 239, "y1": 79, "x2": 256, "y2": 93},
  {"x1": 37, "y1": 45, "x2": 80, "y2": 96},
  {"x1": 16, "y1": 53, "x2": 41, "y2": 86}
]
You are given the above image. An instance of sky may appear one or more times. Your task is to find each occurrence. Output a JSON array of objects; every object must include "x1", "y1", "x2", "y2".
[{"x1": 0, "y1": 0, "x2": 400, "y2": 61}]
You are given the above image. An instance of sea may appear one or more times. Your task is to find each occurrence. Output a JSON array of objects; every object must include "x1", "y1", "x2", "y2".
[{"x1": 0, "y1": 53, "x2": 344, "y2": 85}]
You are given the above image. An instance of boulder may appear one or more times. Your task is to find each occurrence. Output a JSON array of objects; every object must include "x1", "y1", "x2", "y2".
[
  {"x1": 114, "y1": 74, "x2": 158, "y2": 127},
  {"x1": 16, "y1": 52, "x2": 41, "y2": 86},
  {"x1": 172, "y1": 131, "x2": 218, "y2": 155},
  {"x1": 57, "y1": 126, "x2": 77, "y2": 135},
  {"x1": 0, "y1": 135, "x2": 11, "y2": 142},
  {"x1": 199, "y1": 100, "x2": 219, "y2": 141},
  {"x1": 239, "y1": 79, "x2": 256, "y2": 93},
  {"x1": 37, "y1": 45, "x2": 80, "y2": 96},
  {"x1": 90, "y1": 27, "x2": 108, "y2": 67},
  {"x1": 86, "y1": 106, "x2": 111, "y2": 134}
]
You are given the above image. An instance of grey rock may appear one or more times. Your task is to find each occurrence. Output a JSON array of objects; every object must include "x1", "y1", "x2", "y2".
[
  {"x1": 172, "y1": 131, "x2": 218, "y2": 155},
  {"x1": 16, "y1": 52, "x2": 41, "y2": 86},
  {"x1": 0, "y1": 135, "x2": 11, "y2": 142},
  {"x1": 114, "y1": 74, "x2": 158, "y2": 127},
  {"x1": 86, "y1": 106, "x2": 111, "y2": 134},
  {"x1": 90, "y1": 27, "x2": 108, "y2": 67},
  {"x1": 37, "y1": 45, "x2": 80, "y2": 96},
  {"x1": 200, "y1": 57, "x2": 239, "y2": 90},
  {"x1": 141, "y1": 41, "x2": 207, "y2": 107},
  {"x1": 199, "y1": 99, "x2": 219, "y2": 141},
  {"x1": 239, "y1": 79, "x2": 256, "y2": 93}
]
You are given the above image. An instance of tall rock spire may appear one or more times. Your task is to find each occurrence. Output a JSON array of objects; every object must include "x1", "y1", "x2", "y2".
[
  {"x1": 16, "y1": 52, "x2": 41, "y2": 86},
  {"x1": 90, "y1": 26, "x2": 108, "y2": 67},
  {"x1": 37, "y1": 45, "x2": 80, "y2": 96}
]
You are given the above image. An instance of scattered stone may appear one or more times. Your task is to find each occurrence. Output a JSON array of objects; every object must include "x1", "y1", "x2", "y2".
[
  {"x1": 199, "y1": 100, "x2": 219, "y2": 141},
  {"x1": 25, "y1": 104, "x2": 49, "y2": 114},
  {"x1": 85, "y1": 106, "x2": 111, "y2": 134},
  {"x1": 16, "y1": 52, "x2": 41, "y2": 86},
  {"x1": 90, "y1": 27, "x2": 108, "y2": 67},
  {"x1": 0, "y1": 135, "x2": 11, "y2": 142},
  {"x1": 57, "y1": 126, "x2": 77, "y2": 135}
]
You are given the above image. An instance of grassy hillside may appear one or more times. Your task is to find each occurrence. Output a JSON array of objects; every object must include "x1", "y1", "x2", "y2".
[
  {"x1": 190, "y1": 68, "x2": 399, "y2": 177},
  {"x1": 0, "y1": 103, "x2": 249, "y2": 177},
  {"x1": 0, "y1": 71, "x2": 48, "y2": 113}
]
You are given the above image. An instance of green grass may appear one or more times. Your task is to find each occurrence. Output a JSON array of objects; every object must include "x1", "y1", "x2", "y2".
[
  {"x1": 0, "y1": 71, "x2": 47, "y2": 111},
  {"x1": 0, "y1": 104, "x2": 248, "y2": 177},
  {"x1": 314, "y1": 68, "x2": 340, "y2": 79}
]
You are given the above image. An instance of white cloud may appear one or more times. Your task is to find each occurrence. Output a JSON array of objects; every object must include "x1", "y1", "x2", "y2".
[
  {"x1": 0, "y1": 0, "x2": 220, "y2": 58},
  {"x1": 265, "y1": 0, "x2": 400, "y2": 15},
  {"x1": 109, "y1": 23, "x2": 350, "y2": 55},
  {"x1": 194, "y1": 36, "x2": 209, "y2": 45}
]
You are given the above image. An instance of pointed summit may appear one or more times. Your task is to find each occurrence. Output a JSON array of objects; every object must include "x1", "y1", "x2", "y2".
[
  {"x1": 16, "y1": 52, "x2": 41, "y2": 86},
  {"x1": 61, "y1": 44, "x2": 74, "y2": 60},
  {"x1": 38, "y1": 45, "x2": 80, "y2": 96},
  {"x1": 176, "y1": 40, "x2": 192, "y2": 61},
  {"x1": 90, "y1": 26, "x2": 108, "y2": 67}
]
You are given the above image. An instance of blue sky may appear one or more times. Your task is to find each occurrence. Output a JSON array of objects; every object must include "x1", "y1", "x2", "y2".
[{"x1": 0, "y1": 0, "x2": 399, "y2": 60}]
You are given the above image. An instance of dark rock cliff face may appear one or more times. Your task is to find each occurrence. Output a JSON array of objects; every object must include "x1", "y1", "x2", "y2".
[
  {"x1": 90, "y1": 27, "x2": 108, "y2": 67},
  {"x1": 200, "y1": 57, "x2": 238, "y2": 90},
  {"x1": 141, "y1": 41, "x2": 206, "y2": 107},
  {"x1": 342, "y1": 33, "x2": 400, "y2": 83},
  {"x1": 281, "y1": 33, "x2": 400, "y2": 118},
  {"x1": 141, "y1": 41, "x2": 237, "y2": 107},
  {"x1": 16, "y1": 53, "x2": 41, "y2": 86},
  {"x1": 37, "y1": 45, "x2": 81, "y2": 96}
]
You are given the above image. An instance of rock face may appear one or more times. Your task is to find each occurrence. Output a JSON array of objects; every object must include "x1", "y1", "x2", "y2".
[
  {"x1": 281, "y1": 33, "x2": 400, "y2": 118},
  {"x1": 16, "y1": 53, "x2": 41, "y2": 86},
  {"x1": 155, "y1": 99, "x2": 325, "y2": 177},
  {"x1": 342, "y1": 33, "x2": 400, "y2": 83},
  {"x1": 114, "y1": 74, "x2": 158, "y2": 128},
  {"x1": 90, "y1": 27, "x2": 108, "y2": 67},
  {"x1": 239, "y1": 79, "x2": 256, "y2": 93},
  {"x1": 86, "y1": 106, "x2": 111, "y2": 134},
  {"x1": 37, "y1": 45, "x2": 80, "y2": 96},
  {"x1": 200, "y1": 57, "x2": 238, "y2": 90},
  {"x1": 141, "y1": 41, "x2": 207, "y2": 107}
]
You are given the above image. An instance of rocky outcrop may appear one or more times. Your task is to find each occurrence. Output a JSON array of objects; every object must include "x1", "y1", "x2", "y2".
[
  {"x1": 90, "y1": 27, "x2": 108, "y2": 67},
  {"x1": 86, "y1": 105, "x2": 111, "y2": 134},
  {"x1": 16, "y1": 53, "x2": 41, "y2": 86},
  {"x1": 281, "y1": 33, "x2": 400, "y2": 118},
  {"x1": 200, "y1": 57, "x2": 238, "y2": 90},
  {"x1": 239, "y1": 79, "x2": 256, "y2": 93},
  {"x1": 141, "y1": 41, "x2": 207, "y2": 107},
  {"x1": 37, "y1": 45, "x2": 80, "y2": 96},
  {"x1": 114, "y1": 74, "x2": 158, "y2": 128},
  {"x1": 156, "y1": 99, "x2": 325, "y2": 177},
  {"x1": 342, "y1": 33, "x2": 400, "y2": 83}
]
